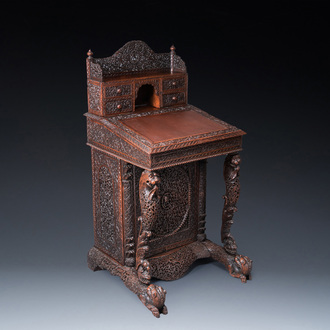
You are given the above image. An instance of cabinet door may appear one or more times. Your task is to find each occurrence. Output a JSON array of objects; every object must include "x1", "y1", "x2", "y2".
[{"x1": 134, "y1": 162, "x2": 200, "y2": 257}]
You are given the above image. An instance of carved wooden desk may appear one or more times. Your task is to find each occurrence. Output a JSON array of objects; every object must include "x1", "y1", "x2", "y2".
[{"x1": 85, "y1": 41, "x2": 252, "y2": 317}]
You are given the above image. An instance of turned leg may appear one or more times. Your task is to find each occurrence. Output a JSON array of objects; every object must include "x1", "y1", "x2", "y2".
[
  {"x1": 221, "y1": 153, "x2": 241, "y2": 255},
  {"x1": 136, "y1": 170, "x2": 161, "y2": 285},
  {"x1": 88, "y1": 247, "x2": 168, "y2": 318}
]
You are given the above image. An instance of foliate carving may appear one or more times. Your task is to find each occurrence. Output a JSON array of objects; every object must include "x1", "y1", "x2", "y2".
[
  {"x1": 122, "y1": 161, "x2": 135, "y2": 267},
  {"x1": 90, "y1": 41, "x2": 186, "y2": 80},
  {"x1": 197, "y1": 159, "x2": 207, "y2": 241},
  {"x1": 88, "y1": 82, "x2": 101, "y2": 113},
  {"x1": 134, "y1": 164, "x2": 196, "y2": 256},
  {"x1": 162, "y1": 92, "x2": 185, "y2": 107},
  {"x1": 149, "y1": 246, "x2": 198, "y2": 281},
  {"x1": 136, "y1": 170, "x2": 161, "y2": 284},
  {"x1": 90, "y1": 61, "x2": 102, "y2": 79},
  {"x1": 162, "y1": 77, "x2": 185, "y2": 91},
  {"x1": 105, "y1": 84, "x2": 132, "y2": 97},
  {"x1": 221, "y1": 153, "x2": 241, "y2": 255},
  {"x1": 105, "y1": 98, "x2": 132, "y2": 115},
  {"x1": 92, "y1": 150, "x2": 122, "y2": 263},
  {"x1": 151, "y1": 137, "x2": 242, "y2": 169},
  {"x1": 86, "y1": 118, "x2": 150, "y2": 168}
]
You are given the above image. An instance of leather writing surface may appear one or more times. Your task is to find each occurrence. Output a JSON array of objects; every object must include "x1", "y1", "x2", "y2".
[{"x1": 121, "y1": 110, "x2": 228, "y2": 144}]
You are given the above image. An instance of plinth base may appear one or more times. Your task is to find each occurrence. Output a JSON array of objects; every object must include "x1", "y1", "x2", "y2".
[{"x1": 87, "y1": 240, "x2": 252, "y2": 318}]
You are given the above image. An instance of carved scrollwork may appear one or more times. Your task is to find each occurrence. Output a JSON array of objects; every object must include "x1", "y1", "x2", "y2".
[
  {"x1": 90, "y1": 41, "x2": 186, "y2": 80},
  {"x1": 221, "y1": 153, "x2": 241, "y2": 255},
  {"x1": 136, "y1": 170, "x2": 161, "y2": 284}
]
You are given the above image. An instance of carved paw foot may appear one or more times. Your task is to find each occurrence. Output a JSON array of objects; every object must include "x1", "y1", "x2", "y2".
[
  {"x1": 228, "y1": 254, "x2": 252, "y2": 283},
  {"x1": 139, "y1": 284, "x2": 167, "y2": 318},
  {"x1": 223, "y1": 235, "x2": 237, "y2": 255}
]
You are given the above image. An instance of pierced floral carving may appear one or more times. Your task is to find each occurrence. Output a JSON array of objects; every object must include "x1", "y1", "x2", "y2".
[
  {"x1": 90, "y1": 41, "x2": 186, "y2": 80},
  {"x1": 136, "y1": 170, "x2": 161, "y2": 284},
  {"x1": 221, "y1": 153, "x2": 241, "y2": 255}
]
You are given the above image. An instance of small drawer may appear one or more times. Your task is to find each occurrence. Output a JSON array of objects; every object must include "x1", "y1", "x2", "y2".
[
  {"x1": 104, "y1": 98, "x2": 132, "y2": 115},
  {"x1": 163, "y1": 77, "x2": 185, "y2": 91},
  {"x1": 162, "y1": 92, "x2": 185, "y2": 107},
  {"x1": 105, "y1": 84, "x2": 132, "y2": 98}
]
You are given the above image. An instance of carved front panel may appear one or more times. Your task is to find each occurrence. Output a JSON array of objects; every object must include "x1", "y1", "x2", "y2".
[
  {"x1": 92, "y1": 149, "x2": 123, "y2": 263},
  {"x1": 134, "y1": 162, "x2": 199, "y2": 256}
]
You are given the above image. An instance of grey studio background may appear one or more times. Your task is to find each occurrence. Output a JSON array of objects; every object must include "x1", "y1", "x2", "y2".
[{"x1": 1, "y1": 2, "x2": 329, "y2": 329}]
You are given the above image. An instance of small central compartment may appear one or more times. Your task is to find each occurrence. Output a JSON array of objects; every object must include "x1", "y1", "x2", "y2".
[{"x1": 135, "y1": 84, "x2": 160, "y2": 109}]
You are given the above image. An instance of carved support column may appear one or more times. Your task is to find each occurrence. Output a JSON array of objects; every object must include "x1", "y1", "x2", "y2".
[
  {"x1": 136, "y1": 170, "x2": 161, "y2": 285},
  {"x1": 121, "y1": 161, "x2": 135, "y2": 267},
  {"x1": 197, "y1": 159, "x2": 207, "y2": 241},
  {"x1": 221, "y1": 153, "x2": 241, "y2": 255}
]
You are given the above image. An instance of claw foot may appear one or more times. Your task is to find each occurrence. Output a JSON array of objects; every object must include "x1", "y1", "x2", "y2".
[{"x1": 139, "y1": 284, "x2": 167, "y2": 318}]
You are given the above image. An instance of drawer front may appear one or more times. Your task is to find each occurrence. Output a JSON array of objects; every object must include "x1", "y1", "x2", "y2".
[
  {"x1": 105, "y1": 84, "x2": 132, "y2": 98},
  {"x1": 105, "y1": 98, "x2": 132, "y2": 115},
  {"x1": 162, "y1": 92, "x2": 185, "y2": 107},
  {"x1": 163, "y1": 77, "x2": 185, "y2": 91}
]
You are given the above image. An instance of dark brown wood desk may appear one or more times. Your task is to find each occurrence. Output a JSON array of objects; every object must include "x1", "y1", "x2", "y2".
[{"x1": 85, "y1": 41, "x2": 252, "y2": 317}]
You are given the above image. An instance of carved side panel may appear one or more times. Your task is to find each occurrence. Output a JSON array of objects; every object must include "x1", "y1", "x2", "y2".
[
  {"x1": 134, "y1": 162, "x2": 199, "y2": 256},
  {"x1": 87, "y1": 82, "x2": 101, "y2": 114},
  {"x1": 86, "y1": 118, "x2": 151, "y2": 168},
  {"x1": 197, "y1": 159, "x2": 207, "y2": 241},
  {"x1": 92, "y1": 149, "x2": 123, "y2": 263},
  {"x1": 121, "y1": 161, "x2": 135, "y2": 267}
]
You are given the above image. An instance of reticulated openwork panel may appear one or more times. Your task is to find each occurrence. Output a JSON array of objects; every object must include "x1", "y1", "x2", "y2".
[
  {"x1": 92, "y1": 149, "x2": 123, "y2": 263},
  {"x1": 134, "y1": 162, "x2": 200, "y2": 256}
]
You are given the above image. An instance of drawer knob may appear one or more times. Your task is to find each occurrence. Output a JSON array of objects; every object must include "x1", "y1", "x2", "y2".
[
  {"x1": 117, "y1": 104, "x2": 122, "y2": 109},
  {"x1": 172, "y1": 96, "x2": 177, "y2": 101},
  {"x1": 172, "y1": 81, "x2": 177, "y2": 86},
  {"x1": 116, "y1": 88, "x2": 122, "y2": 94}
]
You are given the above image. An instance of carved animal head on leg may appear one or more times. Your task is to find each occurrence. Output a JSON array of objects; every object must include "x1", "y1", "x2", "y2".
[
  {"x1": 230, "y1": 254, "x2": 252, "y2": 283},
  {"x1": 139, "y1": 170, "x2": 161, "y2": 201},
  {"x1": 139, "y1": 284, "x2": 168, "y2": 318}
]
